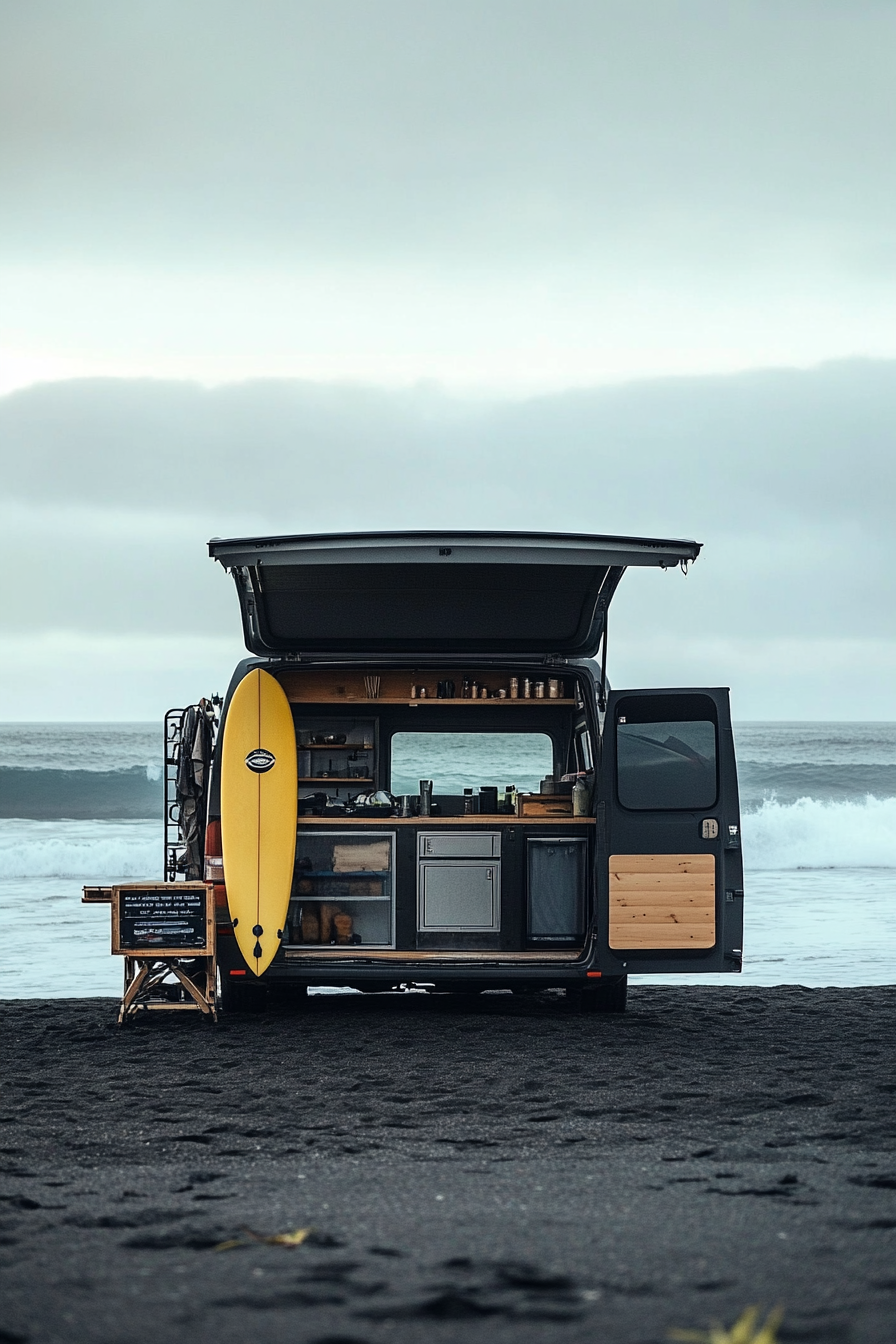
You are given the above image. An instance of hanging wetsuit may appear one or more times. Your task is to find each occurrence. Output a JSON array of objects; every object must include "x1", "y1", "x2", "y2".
[{"x1": 175, "y1": 701, "x2": 215, "y2": 879}]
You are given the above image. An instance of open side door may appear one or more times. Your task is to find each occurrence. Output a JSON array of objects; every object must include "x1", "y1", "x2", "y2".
[{"x1": 595, "y1": 688, "x2": 743, "y2": 975}]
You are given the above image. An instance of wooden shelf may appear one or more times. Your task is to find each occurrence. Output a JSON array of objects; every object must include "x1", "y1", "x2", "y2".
[
  {"x1": 285, "y1": 948, "x2": 583, "y2": 962},
  {"x1": 280, "y1": 669, "x2": 579, "y2": 706},
  {"x1": 297, "y1": 816, "x2": 594, "y2": 826},
  {"x1": 303, "y1": 743, "x2": 373, "y2": 750},
  {"x1": 290, "y1": 698, "x2": 578, "y2": 706},
  {"x1": 289, "y1": 895, "x2": 391, "y2": 903},
  {"x1": 285, "y1": 943, "x2": 394, "y2": 951},
  {"x1": 297, "y1": 869, "x2": 389, "y2": 878}
]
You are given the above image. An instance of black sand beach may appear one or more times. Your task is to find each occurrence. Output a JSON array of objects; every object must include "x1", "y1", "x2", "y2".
[{"x1": 2, "y1": 986, "x2": 895, "y2": 1344}]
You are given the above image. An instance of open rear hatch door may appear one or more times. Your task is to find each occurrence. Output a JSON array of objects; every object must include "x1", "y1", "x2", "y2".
[{"x1": 208, "y1": 531, "x2": 701, "y2": 659}]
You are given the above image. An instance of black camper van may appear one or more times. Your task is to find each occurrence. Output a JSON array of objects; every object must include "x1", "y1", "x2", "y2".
[{"x1": 171, "y1": 531, "x2": 743, "y2": 1013}]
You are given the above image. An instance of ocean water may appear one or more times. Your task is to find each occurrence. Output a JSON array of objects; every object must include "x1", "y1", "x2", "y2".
[{"x1": 0, "y1": 721, "x2": 894, "y2": 998}]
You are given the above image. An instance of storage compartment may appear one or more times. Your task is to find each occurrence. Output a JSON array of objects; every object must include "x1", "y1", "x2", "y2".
[
  {"x1": 288, "y1": 830, "x2": 395, "y2": 948},
  {"x1": 418, "y1": 831, "x2": 501, "y2": 858},
  {"x1": 527, "y1": 837, "x2": 587, "y2": 943},
  {"x1": 296, "y1": 718, "x2": 377, "y2": 810},
  {"x1": 518, "y1": 794, "x2": 574, "y2": 818},
  {"x1": 418, "y1": 860, "x2": 500, "y2": 931}
]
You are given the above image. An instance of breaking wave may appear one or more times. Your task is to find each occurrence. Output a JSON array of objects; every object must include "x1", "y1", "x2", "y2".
[
  {"x1": 0, "y1": 767, "x2": 162, "y2": 820},
  {"x1": 743, "y1": 795, "x2": 896, "y2": 871},
  {"x1": 0, "y1": 820, "x2": 160, "y2": 880},
  {"x1": 1, "y1": 797, "x2": 894, "y2": 881}
]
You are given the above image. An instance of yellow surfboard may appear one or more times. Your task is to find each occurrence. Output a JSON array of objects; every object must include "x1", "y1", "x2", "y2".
[{"x1": 220, "y1": 668, "x2": 297, "y2": 976}]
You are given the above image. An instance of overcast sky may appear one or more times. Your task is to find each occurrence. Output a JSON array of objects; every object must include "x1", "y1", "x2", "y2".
[
  {"x1": 1, "y1": 1, "x2": 894, "y2": 718},
  {"x1": 3, "y1": 0, "x2": 896, "y2": 392}
]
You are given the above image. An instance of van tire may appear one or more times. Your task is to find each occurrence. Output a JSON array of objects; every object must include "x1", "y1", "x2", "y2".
[
  {"x1": 568, "y1": 976, "x2": 628, "y2": 1014},
  {"x1": 220, "y1": 979, "x2": 268, "y2": 1014}
]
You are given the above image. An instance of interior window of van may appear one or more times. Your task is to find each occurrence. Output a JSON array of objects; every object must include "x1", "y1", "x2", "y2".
[
  {"x1": 616, "y1": 719, "x2": 717, "y2": 810},
  {"x1": 390, "y1": 732, "x2": 553, "y2": 795}
]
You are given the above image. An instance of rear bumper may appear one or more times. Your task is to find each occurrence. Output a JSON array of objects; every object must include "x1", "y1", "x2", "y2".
[{"x1": 216, "y1": 934, "x2": 594, "y2": 989}]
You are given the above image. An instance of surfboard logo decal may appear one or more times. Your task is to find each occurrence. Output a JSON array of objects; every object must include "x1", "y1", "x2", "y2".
[{"x1": 245, "y1": 748, "x2": 276, "y2": 773}]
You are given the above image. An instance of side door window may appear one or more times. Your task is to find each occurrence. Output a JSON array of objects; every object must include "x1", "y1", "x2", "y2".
[{"x1": 616, "y1": 705, "x2": 717, "y2": 811}]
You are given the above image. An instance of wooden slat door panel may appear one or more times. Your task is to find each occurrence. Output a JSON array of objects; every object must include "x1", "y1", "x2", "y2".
[{"x1": 608, "y1": 853, "x2": 716, "y2": 948}]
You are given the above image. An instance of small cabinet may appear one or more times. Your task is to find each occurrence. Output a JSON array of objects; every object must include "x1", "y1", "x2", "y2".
[
  {"x1": 417, "y1": 831, "x2": 501, "y2": 932},
  {"x1": 296, "y1": 720, "x2": 377, "y2": 804},
  {"x1": 288, "y1": 830, "x2": 395, "y2": 948}
]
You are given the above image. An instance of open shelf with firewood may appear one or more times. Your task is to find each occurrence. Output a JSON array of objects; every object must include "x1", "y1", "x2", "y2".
[{"x1": 285, "y1": 831, "x2": 395, "y2": 949}]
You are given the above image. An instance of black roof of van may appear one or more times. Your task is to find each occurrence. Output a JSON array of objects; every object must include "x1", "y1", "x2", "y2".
[{"x1": 208, "y1": 530, "x2": 701, "y2": 659}]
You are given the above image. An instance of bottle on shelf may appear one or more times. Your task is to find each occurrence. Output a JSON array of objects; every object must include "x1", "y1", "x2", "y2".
[{"x1": 573, "y1": 776, "x2": 590, "y2": 816}]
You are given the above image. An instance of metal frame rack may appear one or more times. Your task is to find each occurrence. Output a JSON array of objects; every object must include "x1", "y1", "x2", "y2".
[
  {"x1": 164, "y1": 707, "x2": 186, "y2": 883},
  {"x1": 164, "y1": 699, "x2": 221, "y2": 883}
]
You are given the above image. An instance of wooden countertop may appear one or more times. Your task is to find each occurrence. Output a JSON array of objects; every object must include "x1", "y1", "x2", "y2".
[
  {"x1": 289, "y1": 698, "x2": 579, "y2": 706},
  {"x1": 298, "y1": 815, "x2": 594, "y2": 826}
]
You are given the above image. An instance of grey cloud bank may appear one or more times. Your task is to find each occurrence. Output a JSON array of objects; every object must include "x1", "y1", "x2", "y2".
[
  {"x1": 3, "y1": 1, "x2": 896, "y2": 394},
  {"x1": 2, "y1": 2, "x2": 894, "y2": 716},
  {"x1": 1, "y1": 361, "x2": 894, "y2": 719},
  {"x1": 3, "y1": 1, "x2": 894, "y2": 264}
]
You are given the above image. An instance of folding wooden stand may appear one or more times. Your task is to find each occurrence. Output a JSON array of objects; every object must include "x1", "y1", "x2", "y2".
[
  {"x1": 117, "y1": 953, "x2": 217, "y2": 1023},
  {"x1": 109, "y1": 882, "x2": 217, "y2": 1025}
]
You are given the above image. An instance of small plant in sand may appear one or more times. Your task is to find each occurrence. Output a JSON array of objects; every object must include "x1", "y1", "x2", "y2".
[
  {"x1": 670, "y1": 1305, "x2": 784, "y2": 1344},
  {"x1": 214, "y1": 1227, "x2": 312, "y2": 1251}
]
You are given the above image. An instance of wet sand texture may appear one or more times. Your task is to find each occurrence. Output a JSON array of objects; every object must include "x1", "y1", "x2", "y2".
[{"x1": 1, "y1": 986, "x2": 895, "y2": 1344}]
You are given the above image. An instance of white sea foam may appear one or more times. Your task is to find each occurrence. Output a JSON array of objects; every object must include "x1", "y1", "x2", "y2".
[
  {"x1": 2, "y1": 797, "x2": 894, "y2": 882},
  {"x1": 743, "y1": 795, "x2": 896, "y2": 871},
  {"x1": 0, "y1": 819, "x2": 159, "y2": 879}
]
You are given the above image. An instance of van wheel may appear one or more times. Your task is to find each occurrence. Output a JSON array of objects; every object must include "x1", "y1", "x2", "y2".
[
  {"x1": 220, "y1": 979, "x2": 268, "y2": 1014},
  {"x1": 568, "y1": 977, "x2": 628, "y2": 1014}
]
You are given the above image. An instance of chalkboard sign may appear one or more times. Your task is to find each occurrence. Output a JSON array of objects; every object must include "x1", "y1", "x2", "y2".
[{"x1": 112, "y1": 882, "x2": 214, "y2": 956}]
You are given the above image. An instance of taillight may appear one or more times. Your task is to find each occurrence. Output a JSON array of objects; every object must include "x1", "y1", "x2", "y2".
[{"x1": 204, "y1": 819, "x2": 224, "y2": 882}]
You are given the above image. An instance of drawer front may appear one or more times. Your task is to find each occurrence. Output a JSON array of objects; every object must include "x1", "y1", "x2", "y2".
[
  {"x1": 418, "y1": 832, "x2": 501, "y2": 859},
  {"x1": 418, "y1": 861, "x2": 500, "y2": 930}
]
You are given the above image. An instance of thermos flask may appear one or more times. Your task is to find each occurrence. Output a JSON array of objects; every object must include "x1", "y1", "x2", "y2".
[{"x1": 419, "y1": 779, "x2": 433, "y2": 817}]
